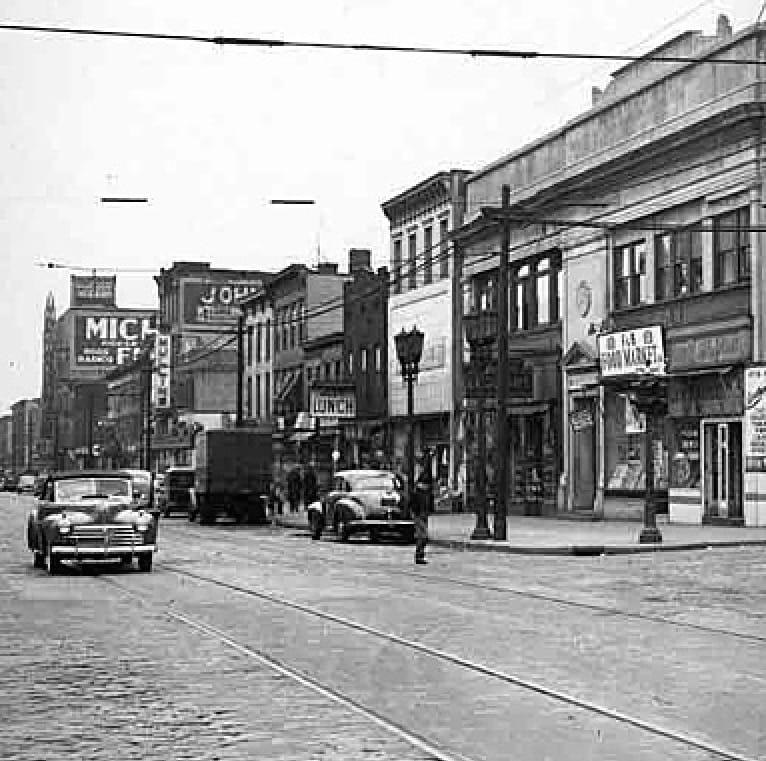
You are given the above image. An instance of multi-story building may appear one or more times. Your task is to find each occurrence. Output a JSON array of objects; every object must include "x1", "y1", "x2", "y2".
[
  {"x1": 153, "y1": 262, "x2": 271, "y2": 469},
  {"x1": 0, "y1": 415, "x2": 12, "y2": 474},
  {"x1": 11, "y1": 398, "x2": 40, "y2": 474},
  {"x1": 382, "y1": 170, "x2": 471, "y2": 491},
  {"x1": 241, "y1": 283, "x2": 273, "y2": 426},
  {"x1": 342, "y1": 249, "x2": 389, "y2": 467},
  {"x1": 459, "y1": 15, "x2": 766, "y2": 526}
]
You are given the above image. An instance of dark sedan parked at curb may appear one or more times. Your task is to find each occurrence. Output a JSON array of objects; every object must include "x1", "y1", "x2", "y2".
[
  {"x1": 307, "y1": 469, "x2": 413, "y2": 543},
  {"x1": 26, "y1": 470, "x2": 159, "y2": 575}
]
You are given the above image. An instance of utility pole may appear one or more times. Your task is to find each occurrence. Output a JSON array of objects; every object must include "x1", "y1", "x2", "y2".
[
  {"x1": 143, "y1": 346, "x2": 153, "y2": 472},
  {"x1": 493, "y1": 184, "x2": 511, "y2": 541},
  {"x1": 236, "y1": 310, "x2": 245, "y2": 427}
]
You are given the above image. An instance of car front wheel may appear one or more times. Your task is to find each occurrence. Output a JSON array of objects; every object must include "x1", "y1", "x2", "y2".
[
  {"x1": 33, "y1": 551, "x2": 46, "y2": 569},
  {"x1": 336, "y1": 516, "x2": 350, "y2": 542},
  {"x1": 310, "y1": 513, "x2": 323, "y2": 540},
  {"x1": 138, "y1": 553, "x2": 153, "y2": 572}
]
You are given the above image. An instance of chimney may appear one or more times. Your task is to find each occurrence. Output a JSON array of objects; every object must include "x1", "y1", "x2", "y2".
[
  {"x1": 349, "y1": 248, "x2": 372, "y2": 274},
  {"x1": 317, "y1": 262, "x2": 339, "y2": 275}
]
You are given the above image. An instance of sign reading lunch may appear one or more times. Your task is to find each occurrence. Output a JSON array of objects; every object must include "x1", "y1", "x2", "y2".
[
  {"x1": 598, "y1": 326, "x2": 666, "y2": 378},
  {"x1": 74, "y1": 313, "x2": 156, "y2": 367},
  {"x1": 310, "y1": 389, "x2": 356, "y2": 419}
]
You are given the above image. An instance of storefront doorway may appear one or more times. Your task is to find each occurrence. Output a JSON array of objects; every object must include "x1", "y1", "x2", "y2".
[
  {"x1": 703, "y1": 420, "x2": 743, "y2": 522},
  {"x1": 571, "y1": 397, "x2": 596, "y2": 510}
]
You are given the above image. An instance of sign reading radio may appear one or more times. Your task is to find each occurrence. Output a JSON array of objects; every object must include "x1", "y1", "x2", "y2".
[
  {"x1": 75, "y1": 314, "x2": 156, "y2": 366},
  {"x1": 310, "y1": 389, "x2": 356, "y2": 419},
  {"x1": 597, "y1": 326, "x2": 666, "y2": 378}
]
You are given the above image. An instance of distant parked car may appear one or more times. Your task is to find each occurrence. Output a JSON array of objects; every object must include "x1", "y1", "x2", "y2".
[
  {"x1": 26, "y1": 469, "x2": 159, "y2": 574},
  {"x1": 307, "y1": 469, "x2": 413, "y2": 543},
  {"x1": 4, "y1": 474, "x2": 19, "y2": 492},
  {"x1": 17, "y1": 474, "x2": 37, "y2": 495}
]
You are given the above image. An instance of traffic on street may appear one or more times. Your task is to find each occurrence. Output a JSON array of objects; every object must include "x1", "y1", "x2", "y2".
[{"x1": 3, "y1": 490, "x2": 765, "y2": 761}]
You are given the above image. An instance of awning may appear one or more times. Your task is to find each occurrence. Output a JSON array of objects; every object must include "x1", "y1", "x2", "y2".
[{"x1": 666, "y1": 365, "x2": 734, "y2": 378}]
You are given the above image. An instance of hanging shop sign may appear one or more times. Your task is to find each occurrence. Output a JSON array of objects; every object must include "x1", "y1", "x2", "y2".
[
  {"x1": 310, "y1": 388, "x2": 356, "y2": 419},
  {"x1": 569, "y1": 408, "x2": 593, "y2": 431},
  {"x1": 181, "y1": 278, "x2": 264, "y2": 328},
  {"x1": 598, "y1": 326, "x2": 666, "y2": 378},
  {"x1": 669, "y1": 327, "x2": 750, "y2": 371},
  {"x1": 153, "y1": 333, "x2": 171, "y2": 409},
  {"x1": 74, "y1": 313, "x2": 156, "y2": 367},
  {"x1": 744, "y1": 364, "x2": 766, "y2": 472}
]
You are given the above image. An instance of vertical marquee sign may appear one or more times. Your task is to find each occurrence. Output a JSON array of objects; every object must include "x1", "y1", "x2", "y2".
[
  {"x1": 745, "y1": 364, "x2": 766, "y2": 472},
  {"x1": 153, "y1": 333, "x2": 171, "y2": 409}
]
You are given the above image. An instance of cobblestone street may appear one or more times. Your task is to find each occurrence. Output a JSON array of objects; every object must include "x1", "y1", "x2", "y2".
[{"x1": 3, "y1": 493, "x2": 766, "y2": 760}]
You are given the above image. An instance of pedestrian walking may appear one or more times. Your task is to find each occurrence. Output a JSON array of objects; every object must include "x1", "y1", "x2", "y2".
[
  {"x1": 303, "y1": 464, "x2": 319, "y2": 507},
  {"x1": 413, "y1": 450, "x2": 433, "y2": 565},
  {"x1": 287, "y1": 466, "x2": 302, "y2": 513}
]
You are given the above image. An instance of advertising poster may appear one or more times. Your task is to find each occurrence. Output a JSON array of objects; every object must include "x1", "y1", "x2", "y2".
[
  {"x1": 598, "y1": 326, "x2": 666, "y2": 378},
  {"x1": 181, "y1": 279, "x2": 264, "y2": 328},
  {"x1": 70, "y1": 275, "x2": 117, "y2": 307},
  {"x1": 745, "y1": 365, "x2": 766, "y2": 472},
  {"x1": 74, "y1": 312, "x2": 156, "y2": 367}
]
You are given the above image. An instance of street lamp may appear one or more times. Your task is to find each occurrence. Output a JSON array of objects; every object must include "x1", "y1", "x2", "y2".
[
  {"x1": 464, "y1": 309, "x2": 498, "y2": 540},
  {"x1": 394, "y1": 326, "x2": 424, "y2": 513}
]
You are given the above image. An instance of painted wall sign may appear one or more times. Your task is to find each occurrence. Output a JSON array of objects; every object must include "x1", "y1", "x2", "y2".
[
  {"x1": 745, "y1": 364, "x2": 766, "y2": 472},
  {"x1": 70, "y1": 275, "x2": 117, "y2": 307},
  {"x1": 598, "y1": 326, "x2": 666, "y2": 378},
  {"x1": 669, "y1": 328, "x2": 750, "y2": 371},
  {"x1": 74, "y1": 313, "x2": 156, "y2": 366},
  {"x1": 310, "y1": 389, "x2": 356, "y2": 419},
  {"x1": 181, "y1": 279, "x2": 263, "y2": 327}
]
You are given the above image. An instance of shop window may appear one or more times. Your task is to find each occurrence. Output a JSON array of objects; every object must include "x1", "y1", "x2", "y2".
[
  {"x1": 614, "y1": 241, "x2": 647, "y2": 309},
  {"x1": 423, "y1": 226, "x2": 433, "y2": 285},
  {"x1": 670, "y1": 420, "x2": 701, "y2": 489},
  {"x1": 439, "y1": 217, "x2": 449, "y2": 279},
  {"x1": 655, "y1": 228, "x2": 703, "y2": 300},
  {"x1": 714, "y1": 207, "x2": 750, "y2": 287},
  {"x1": 392, "y1": 239, "x2": 402, "y2": 295}
]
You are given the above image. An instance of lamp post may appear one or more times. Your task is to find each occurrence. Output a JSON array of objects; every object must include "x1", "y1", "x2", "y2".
[
  {"x1": 394, "y1": 326, "x2": 425, "y2": 512},
  {"x1": 464, "y1": 309, "x2": 498, "y2": 540},
  {"x1": 633, "y1": 382, "x2": 666, "y2": 544}
]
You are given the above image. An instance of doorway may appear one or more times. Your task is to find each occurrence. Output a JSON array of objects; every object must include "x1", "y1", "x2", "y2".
[
  {"x1": 571, "y1": 397, "x2": 596, "y2": 510},
  {"x1": 703, "y1": 420, "x2": 743, "y2": 523}
]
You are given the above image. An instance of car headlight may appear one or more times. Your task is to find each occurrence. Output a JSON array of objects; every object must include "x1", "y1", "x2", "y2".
[
  {"x1": 135, "y1": 511, "x2": 152, "y2": 532},
  {"x1": 58, "y1": 517, "x2": 72, "y2": 535}
]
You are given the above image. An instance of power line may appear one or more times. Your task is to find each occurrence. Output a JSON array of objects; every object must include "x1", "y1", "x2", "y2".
[{"x1": 0, "y1": 22, "x2": 763, "y2": 65}]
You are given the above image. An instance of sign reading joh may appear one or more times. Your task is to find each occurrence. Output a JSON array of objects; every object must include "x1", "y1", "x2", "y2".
[
  {"x1": 310, "y1": 389, "x2": 356, "y2": 419},
  {"x1": 181, "y1": 279, "x2": 264, "y2": 328},
  {"x1": 598, "y1": 326, "x2": 666, "y2": 378},
  {"x1": 75, "y1": 313, "x2": 156, "y2": 366}
]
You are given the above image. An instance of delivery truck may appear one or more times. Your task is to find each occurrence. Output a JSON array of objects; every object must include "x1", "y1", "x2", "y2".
[{"x1": 192, "y1": 427, "x2": 272, "y2": 525}]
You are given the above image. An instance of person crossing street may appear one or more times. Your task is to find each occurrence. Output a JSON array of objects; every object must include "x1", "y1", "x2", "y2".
[{"x1": 413, "y1": 450, "x2": 433, "y2": 565}]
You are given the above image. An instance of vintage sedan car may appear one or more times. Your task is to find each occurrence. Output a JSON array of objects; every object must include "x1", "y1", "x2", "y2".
[
  {"x1": 17, "y1": 474, "x2": 38, "y2": 495},
  {"x1": 26, "y1": 470, "x2": 159, "y2": 574},
  {"x1": 307, "y1": 469, "x2": 413, "y2": 543}
]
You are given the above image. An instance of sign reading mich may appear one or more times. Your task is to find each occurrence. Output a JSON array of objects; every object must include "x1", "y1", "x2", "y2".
[{"x1": 598, "y1": 326, "x2": 666, "y2": 378}]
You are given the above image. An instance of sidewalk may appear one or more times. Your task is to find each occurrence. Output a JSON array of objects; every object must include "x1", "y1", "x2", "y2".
[{"x1": 273, "y1": 509, "x2": 766, "y2": 555}]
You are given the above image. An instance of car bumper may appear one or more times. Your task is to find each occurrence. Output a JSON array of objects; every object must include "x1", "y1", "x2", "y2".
[
  {"x1": 348, "y1": 519, "x2": 413, "y2": 531},
  {"x1": 50, "y1": 544, "x2": 157, "y2": 556}
]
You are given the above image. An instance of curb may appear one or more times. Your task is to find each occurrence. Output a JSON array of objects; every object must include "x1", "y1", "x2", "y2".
[{"x1": 273, "y1": 518, "x2": 766, "y2": 556}]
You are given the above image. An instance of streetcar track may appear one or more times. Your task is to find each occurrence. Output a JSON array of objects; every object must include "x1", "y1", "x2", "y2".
[
  {"x1": 155, "y1": 560, "x2": 759, "y2": 761},
  {"x1": 164, "y1": 520, "x2": 766, "y2": 645},
  {"x1": 98, "y1": 575, "x2": 480, "y2": 761}
]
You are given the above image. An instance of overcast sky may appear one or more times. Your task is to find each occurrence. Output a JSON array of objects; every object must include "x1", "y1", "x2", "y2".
[{"x1": 0, "y1": 0, "x2": 762, "y2": 414}]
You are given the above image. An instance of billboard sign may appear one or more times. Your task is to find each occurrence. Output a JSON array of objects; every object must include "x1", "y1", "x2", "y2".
[
  {"x1": 598, "y1": 326, "x2": 666, "y2": 378},
  {"x1": 74, "y1": 313, "x2": 156, "y2": 367},
  {"x1": 745, "y1": 364, "x2": 766, "y2": 472},
  {"x1": 181, "y1": 279, "x2": 263, "y2": 328},
  {"x1": 70, "y1": 275, "x2": 117, "y2": 307}
]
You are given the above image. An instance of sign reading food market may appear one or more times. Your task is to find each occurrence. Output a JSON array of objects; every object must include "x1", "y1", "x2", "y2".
[
  {"x1": 745, "y1": 364, "x2": 766, "y2": 472},
  {"x1": 70, "y1": 275, "x2": 117, "y2": 307},
  {"x1": 598, "y1": 326, "x2": 666, "y2": 378},
  {"x1": 310, "y1": 389, "x2": 356, "y2": 419},
  {"x1": 74, "y1": 312, "x2": 156, "y2": 367},
  {"x1": 181, "y1": 278, "x2": 264, "y2": 328}
]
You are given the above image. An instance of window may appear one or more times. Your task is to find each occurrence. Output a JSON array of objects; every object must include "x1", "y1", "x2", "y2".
[
  {"x1": 536, "y1": 258, "x2": 551, "y2": 325},
  {"x1": 375, "y1": 345, "x2": 382, "y2": 373},
  {"x1": 255, "y1": 375, "x2": 261, "y2": 418},
  {"x1": 655, "y1": 228, "x2": 703, "y2": 300},
  {"x1": 299, "y1": 302, "x2": 307, "y2": 343},
  {"x1": 423, "y1": 226, "x2": 433, "y2": 285},
  {"x1": 255, "y1": 323, "x2": 262, "y2": 363},
  {"x1": 335, "y1": 359, "x2": 341, "y2": 379},
  {"x1": 274, "y1": 314, "x2": 280, "y2": 352},
  {"x1": 348, "y1": 351, "x2": 354, "y2": 375},
  {"x1": 408, "y1": 232, "x2": 417, "y2": 290},
  {"x1": 264, "y1": 372, "x2": 271, "y2": 417},
  {"x1": 393, "y1": 239, "x2": 402, "y2": 295},
  {"x1": 265, "y1": 319, "x2": 271, "y2": 360},
  {"x1": 246, "y1": 376, "x2": 252, "y2": 418},
  {"x1": 282, "y1": 308, "x2": 288, "y2": 350},
  {"x1": 246, "y1": 325, "x2": 253, "y2": 366},
  {"x1": 614, "y1": 241, "x2": 647, "y2": 309},
  {"x1": 361, "y1": 348, "x2": 368, "y2": 372},
  {"x1": 714, "y1": 207, "x2": 750, "y2": 287},
  {"x1": 290, "y1": 304, "x2": 297, "y2": 348},
  {"x1": 324, "y1": 362, "x2": 331, "y2": 380},
  {"x1": 439, "y1": 218, "x2": 449, "y2": 279},
  {"x1": 516, "y1": 264, "x2": 532, "y2": 330}
]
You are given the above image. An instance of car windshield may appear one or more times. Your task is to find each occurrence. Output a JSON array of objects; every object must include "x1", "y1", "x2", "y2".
[
  {"x1": 348, "y1": 474, "x2": 399, "y2": 492},
  {"x1": 19, "y1": 476, "x2": 36, "y2": 486},
  {"x1": 169, "y1": 471, "x2": 195, "y2": 488},
  {"x1": 55, "y1": 478, "x2": 132, "y2": 502}
]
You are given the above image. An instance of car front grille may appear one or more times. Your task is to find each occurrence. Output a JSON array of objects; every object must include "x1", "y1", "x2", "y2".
[{"x1": 71, "y1": 525, "x2": 139, "y2": 548}]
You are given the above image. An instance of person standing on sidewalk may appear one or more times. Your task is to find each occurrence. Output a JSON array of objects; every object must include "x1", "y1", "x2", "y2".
[
  {"x1": 413, "y1": 450, "x2": 433, "y2": 565},
  {"x1": 287, "y1": 466, "x2": 302, "y2": 513}
]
